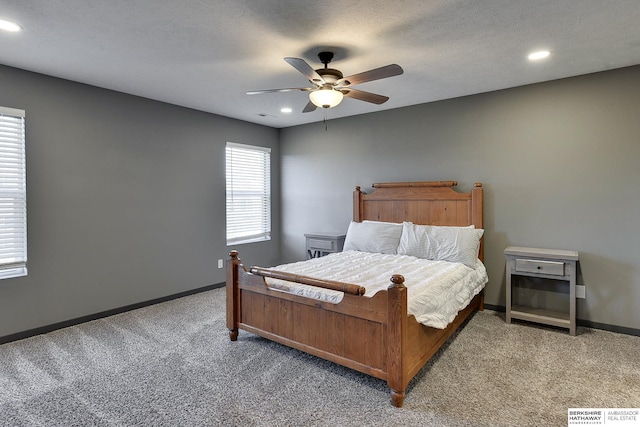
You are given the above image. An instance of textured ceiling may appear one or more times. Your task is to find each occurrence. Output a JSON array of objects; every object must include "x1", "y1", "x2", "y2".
[{"x1": 1, "y1": 0, "x2": 639, "y2": 128}]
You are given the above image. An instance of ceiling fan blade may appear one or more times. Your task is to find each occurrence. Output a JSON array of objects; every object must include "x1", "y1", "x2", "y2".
[
  {"x1": 341, "y1": 88, "x2": 389, "y2": 105},
  {"x1": 302, "y1": 100, "x2": 318, "y2": 113},
  {"x1": 337, "y1": 64, "x2": 403, "y2": 87},
  {"x1": 246, "y1": 87, "x2": 313, "y2": 95},
  {"x1": 284, "y1": 57, "x2": 326, "y2": 85}
]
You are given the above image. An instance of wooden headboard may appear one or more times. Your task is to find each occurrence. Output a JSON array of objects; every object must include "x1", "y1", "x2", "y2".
[{"x1": 353, "y1": 181, "x2": 484, "y2": 260}]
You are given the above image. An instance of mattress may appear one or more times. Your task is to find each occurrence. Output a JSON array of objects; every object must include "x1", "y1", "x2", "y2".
[{"x1": 265, "y1": 250, "x2": 488, "y2": 329}]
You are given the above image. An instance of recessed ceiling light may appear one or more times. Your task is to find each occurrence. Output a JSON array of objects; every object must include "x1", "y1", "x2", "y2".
[
  {"x1": 528, "y1": 50, "x2": 550, "y2": 61},
  {"x1": 280, "y1": 107, "x2": 292, "y2": 113},
  {"x1": 0, "y1": 19, "x2": 22, "y2": 32}
]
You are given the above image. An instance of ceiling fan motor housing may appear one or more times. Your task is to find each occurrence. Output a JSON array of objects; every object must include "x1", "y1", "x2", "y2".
[{"x1": 316, "y1": 68, "x2": 343, "y2": 84}]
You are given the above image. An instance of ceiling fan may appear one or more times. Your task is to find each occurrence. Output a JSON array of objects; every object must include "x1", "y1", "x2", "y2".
[{"x1": 247, "y1": 51, "x2": 404, "y2": 113}]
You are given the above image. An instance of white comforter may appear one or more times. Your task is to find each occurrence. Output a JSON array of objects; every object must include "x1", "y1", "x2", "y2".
[{"x1": 265, "y1": 250, "x2": 488, "y2": 329}]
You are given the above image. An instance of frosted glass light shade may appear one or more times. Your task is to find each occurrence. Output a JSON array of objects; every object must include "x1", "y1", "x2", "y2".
[{"x1": 309, "y1": 89, "x2": 344, "y2": 108}]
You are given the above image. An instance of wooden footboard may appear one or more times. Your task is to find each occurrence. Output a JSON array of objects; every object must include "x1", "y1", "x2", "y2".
[{"x1": 226, "y1": 250, "x2": 483, "y2": 407}]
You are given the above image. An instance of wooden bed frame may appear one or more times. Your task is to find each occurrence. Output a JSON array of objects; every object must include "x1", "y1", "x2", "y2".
[{"x1": 226, "y1": 181, "x2": 484, "y2": 407}]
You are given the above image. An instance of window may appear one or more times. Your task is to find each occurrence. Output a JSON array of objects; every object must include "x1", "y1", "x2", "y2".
[
  {"x1": 0, "y1": 106, "x2": 27, "y2": 279},
  {"x1": 226, "y1": 142, "x2": 271, "y2": 245}
]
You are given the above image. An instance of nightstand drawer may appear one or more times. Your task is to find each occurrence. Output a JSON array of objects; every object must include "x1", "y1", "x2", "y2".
[
  {"x1": 515, "y1": 258, "x2": 565, "y2": 276},
  {"x1": 307, "y1": 238, "x2": 335, "y2": 251}
]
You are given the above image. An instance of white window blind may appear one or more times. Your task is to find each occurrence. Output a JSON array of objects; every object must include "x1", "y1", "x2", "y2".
[
  {"x1": 0, "y1": 106, "x2": 27, "y2": 279},
  {"x1": 226, "y1": 142, "x2": 271, "y2": 245}
]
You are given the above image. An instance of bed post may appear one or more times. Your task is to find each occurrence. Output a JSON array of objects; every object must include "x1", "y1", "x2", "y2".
[
  {"x1": 226, "y1": 250, "x2": 241, "y2": 341},
  {"x1": 387, "y1": 274, "x2": 408, "y2": 407},
  {"x1": 353, "y1": 186, "x2": 363, "y2": 222},
  {"x1": 472, "y1": 183, "x2": 484, "y2": 258},
  {"x1": 471, "y1": 183, "x2": 485, "y2": 310}
]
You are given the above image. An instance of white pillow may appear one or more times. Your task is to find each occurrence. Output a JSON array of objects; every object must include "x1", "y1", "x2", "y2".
[
  {"x1": 343, "y1": 220, "x2": 403, "y2": 254},
  {"x1": 397, "y1": 222, "x2": 483, "y2": 268}
]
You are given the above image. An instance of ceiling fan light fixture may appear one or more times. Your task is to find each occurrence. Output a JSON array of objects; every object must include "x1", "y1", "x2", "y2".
[{"x1": 309, "y1": 88, "x2": 344, "y2": 109}]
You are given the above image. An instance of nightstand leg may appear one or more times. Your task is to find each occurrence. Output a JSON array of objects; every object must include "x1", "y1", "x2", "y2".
[
  {"x1": 569, "y1": 261, "x2": 577, "y2": 336},
  {"x1": 506, "y1": 260, "x2": 512, "y2": 324}
]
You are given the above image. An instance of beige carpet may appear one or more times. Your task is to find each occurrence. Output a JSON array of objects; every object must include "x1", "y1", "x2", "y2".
[{"x1": 0, "y1": 287, "x2": 638, "y2": 426}]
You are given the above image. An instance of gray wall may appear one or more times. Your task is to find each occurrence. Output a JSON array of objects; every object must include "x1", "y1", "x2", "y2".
[
  {"x1": 2, "y1": 63, "x2": 638, "y2": 338},
  {"x1": 0, "y1": 65, "x2": 280, "y2": 338},
  {"x1": 279, "y1": 65, "x2": 640, "y2": 331}
]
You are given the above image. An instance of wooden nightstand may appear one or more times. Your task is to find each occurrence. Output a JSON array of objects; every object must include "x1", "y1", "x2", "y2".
[
  {"x1": 305, "y1": 232, "x2": 346, "y2": 259},
  {"x1": 505, "y1": 246, "x2": 579, "y2": 335}
]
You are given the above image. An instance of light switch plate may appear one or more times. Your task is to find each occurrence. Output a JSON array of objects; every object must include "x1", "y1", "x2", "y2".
[{"x1": 576, "y1": 285, "x2": 586, "y2": 299}]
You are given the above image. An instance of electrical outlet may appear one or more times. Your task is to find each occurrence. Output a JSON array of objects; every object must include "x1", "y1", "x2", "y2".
[
  {"x1": 576, "y1": 285, "x2": 586, "y2": 299},
  {"x1": 217, "y1": 259, "x2": 223, "y2": 269}
]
